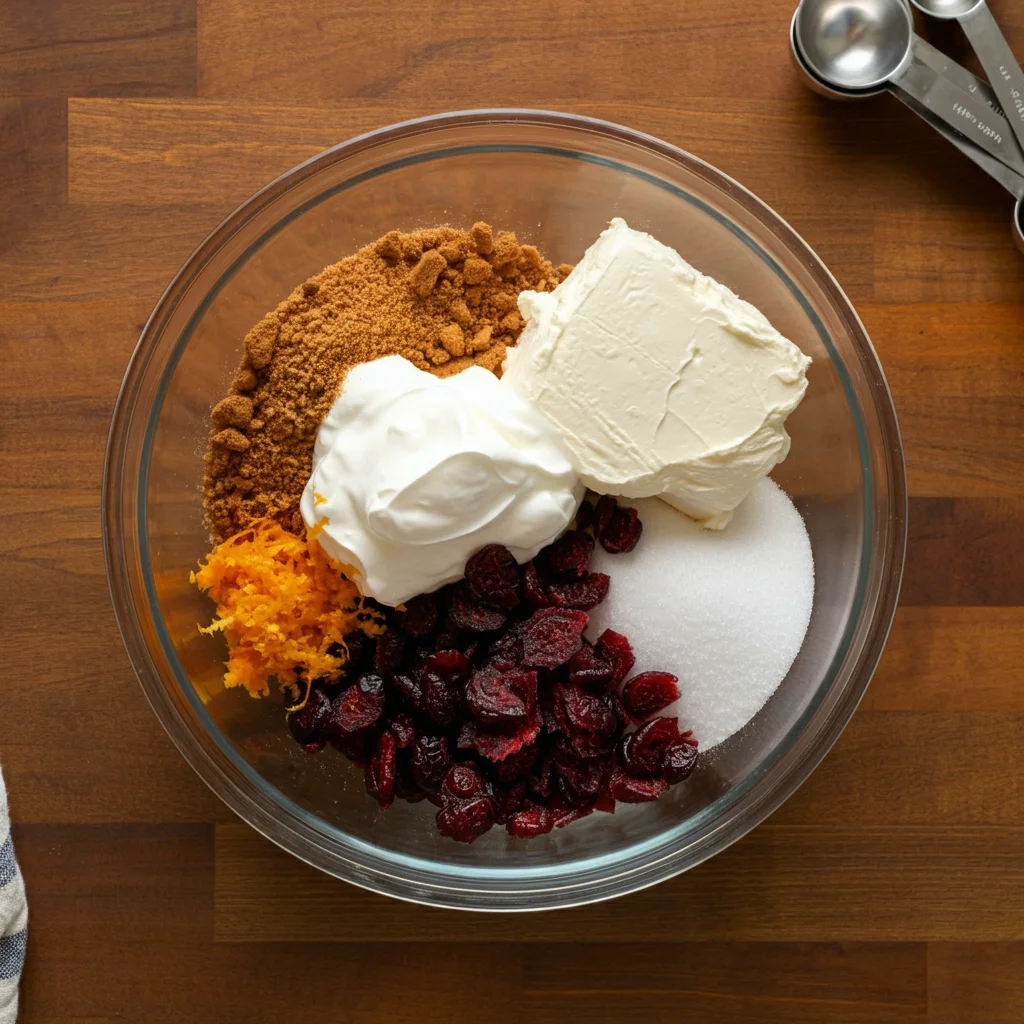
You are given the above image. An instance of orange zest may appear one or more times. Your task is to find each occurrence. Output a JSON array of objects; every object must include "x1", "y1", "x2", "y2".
[{"x1": 190, "y1": 518, "x2": 384, "y2": 697}]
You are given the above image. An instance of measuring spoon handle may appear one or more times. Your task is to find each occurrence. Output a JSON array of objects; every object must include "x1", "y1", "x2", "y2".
[
  {"x1": 959, "y1": 3, "x2": 1024, "y2": 150},
  {"x1": 911, "y1": 35, "x2": 1004, "y2": 117}
]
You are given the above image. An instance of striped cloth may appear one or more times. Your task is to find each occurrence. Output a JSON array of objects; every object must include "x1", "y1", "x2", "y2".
[{"x1": 0, "y1": 767, "x2": 25, "y2": 1023}]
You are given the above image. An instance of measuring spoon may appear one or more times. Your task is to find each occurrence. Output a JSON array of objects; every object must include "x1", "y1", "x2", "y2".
[
  {"x1": 790, "y1": 7, "x2": 1024, "y2": 252},
  {"x1": 794, "y1": 0, "x2": 1024, "y2": 175}
]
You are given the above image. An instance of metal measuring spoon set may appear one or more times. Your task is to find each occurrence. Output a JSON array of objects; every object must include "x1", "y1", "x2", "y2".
[{"x1": 791, "y1": 0, "x2": 1024, "y2": 252}]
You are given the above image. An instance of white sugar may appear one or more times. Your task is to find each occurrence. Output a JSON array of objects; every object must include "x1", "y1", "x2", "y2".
[{"x1": 587, "y1": 479, "x2": 814, "y2": 749}]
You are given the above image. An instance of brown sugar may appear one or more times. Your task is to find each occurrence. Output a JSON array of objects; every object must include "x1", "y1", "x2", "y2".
[
  {"x1": 203, "y1": 223, "x2": 570, "y2": 541},
  {"x1": 408, "y1": 249, "x2": 447, "y2": 297},
  {"x1": 470, "y1": 221, "x2": 493, "y2": 254},
  {"x1": 211, "y1": 395, "x2": 254, "y2": 430}
]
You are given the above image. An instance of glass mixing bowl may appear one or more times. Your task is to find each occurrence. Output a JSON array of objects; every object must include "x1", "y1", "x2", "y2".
[{"x1": 103, "y1": 109, "x2": 906, "y2": 911}]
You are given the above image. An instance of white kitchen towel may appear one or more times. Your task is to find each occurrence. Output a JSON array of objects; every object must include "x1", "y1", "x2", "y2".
[{"x1": 0, "y1": 767, "x2": 25, "y2": 1023}]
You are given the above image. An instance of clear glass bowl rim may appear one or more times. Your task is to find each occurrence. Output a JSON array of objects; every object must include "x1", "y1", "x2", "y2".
[{"x1": 103, "y1": 108, "x2": 907, "y2": 911}]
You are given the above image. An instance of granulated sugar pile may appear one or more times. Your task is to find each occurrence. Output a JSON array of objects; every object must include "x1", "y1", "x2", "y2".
[{"x1": 588, "y1": 479, "x2": 814, "y2": 749}]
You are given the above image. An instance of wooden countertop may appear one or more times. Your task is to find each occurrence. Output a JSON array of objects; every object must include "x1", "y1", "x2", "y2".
[{"x1": 3, "y1": 0, "x2": 1024, "y2": 1020}]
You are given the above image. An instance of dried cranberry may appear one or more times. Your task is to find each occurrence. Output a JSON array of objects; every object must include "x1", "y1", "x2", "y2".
[
  {"x1": 610, "y1": 692, "x2": 632, "y2": 726},
  {"x1": 495, "y1": 781, "x2": 528, "y2": 824},
  {"x1": 459, "y1": 704, "x2": 543, "y2": 762},
  {"x1": 342, "y1": 630, "x2": 375, "y2": 673},
  {"x1": 510, "y1": 668, "x2": 539, "y2": 709},
  {"x1": 465, "y1": 667, "x2": 537, "y2": 724},
  {"x1": 387, "y1": 714, "x2": 417, "y2": 749},
  {"x1": 301, "y1": 739, "x2": 325, "y2": 755},
  {"x1": 621, "y1": 672, "x2": 681, "y2": 721},
  {"x1": 594, "y1": 629, "x2": 635, "y2": 684},
  {"x1": 394, "y1": 764, "x2": 428, "y2": 804},
  {"x1": 552, "y1": 805, "x2": 594, "y2": 829},
  {"x1": 408, "y1": 735, "x2": 451, "y2": 795},
  {"x1": 494, "y1": 744, "x2": 541, "y2": 784},
  {"x1": 540, "y1": 702, "x2": 560, "y2": 737},
  {"x1": 608, "y1": 767, "x2": 668, "y2": 803},
  {"x1": 390, "y1": 672, "x2": 423, "y2": 712},
  {"x1": 484, "y1": 628, "x2": 524, "y2": 670},
  {"x1": 554, "y1": 755, "x2": 607, "y2": 807},
  {"x1": 568, "y1": 644, "x2": 615, "y2": 690},
  {"x1": 662, "y1": 734, "x2": 699, "y2": 784},
  {"x1": 563, "y1": 721, "x2": 617, "y2": 758},
  {"x1": 448, "y1": 583, "x2": 509, "y2": 632},
  {"x1": 436, "y1": 795, "x2": 497, "y2": 843},
  {"x1": 506, "y1": 803, "x2": 555, "y2": 839},
  {"x1": 418, "y1": 650, "x2": 471, "y2": 726},
  {"x1": 553, "y1": 683, "x2": 619, "y2": 745},
  {"x1": 465, "y1": 678, "x2": 526, "y2": 725},
  {"x1": 546, "y1": 530, "x2": 595, "y2": 578},
  {"x1": 521, "y1": 607, "x2": 588, "y2": 669},
  {"x1": 329, "y1": 729, "x2": 372, "y2": 765},
  {"x1": 575, "y1": 499, "x2": 595, "y2": 532},
  {"x1": 409, "y1": 640, "x2": 434, "y2": 666},
  {"x1": 599, "y1": 505, "x2": 643, "y2": 554},
  {"x1": 287, "y1": 687, "x2": 331, "y2": 743},
  {"x1": 421, "y1": 672, "x2": 459, "y2": 727},
  {"x1": 619, "y1": 717, "x2": 681, "y2": 778},
  {"x1": 528, "y1": 752, "x2": 558, "y2": 800},
  {"x1": 442, "y1": 762, "x2": 491, "y2": 801},
  {"x1": 465, "y1": 544, "x2": 521, "y2": 610},
  {"x1": 422, "y1": 649, "x2": 472, "y2": 683},
  {"x1": 548, "y1": 573, "x2": 610, "y2": 610},
  {"x1": 592, "y1": 495, "x2": 618, "y2": 539},
  {"x1": 395, "y1": 593, "x2": 439, "y2": 637},
  {"x1": 521, "y1": 560, "x2": 553, "y2": 607},
  {"x1": 366, "y1": 732, "x2": 397, "y2": 809},
  {"x1": 434, "y1": 630, "x2": 461, "y2": 653},
  {"x1": 373, "y1": 631, "x2": 405, "y2": 676},
  {"x1": 327, "y1": 674, "x2": 385, "y2": 734}
]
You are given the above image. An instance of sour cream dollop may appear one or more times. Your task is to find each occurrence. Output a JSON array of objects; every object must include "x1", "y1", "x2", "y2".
[{"x1": 301, "y1": 355, "x2": 581, "y2": 607}]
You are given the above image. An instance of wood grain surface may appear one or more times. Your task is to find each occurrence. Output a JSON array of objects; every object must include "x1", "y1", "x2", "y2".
[{"x1": 2, "y1": 0, "x2": 1023, "y2": 1019}]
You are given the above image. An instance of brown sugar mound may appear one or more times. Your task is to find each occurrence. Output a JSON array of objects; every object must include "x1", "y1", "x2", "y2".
[{"x1": 203, "y1": 223, "x2": 570, "y2": 542}]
